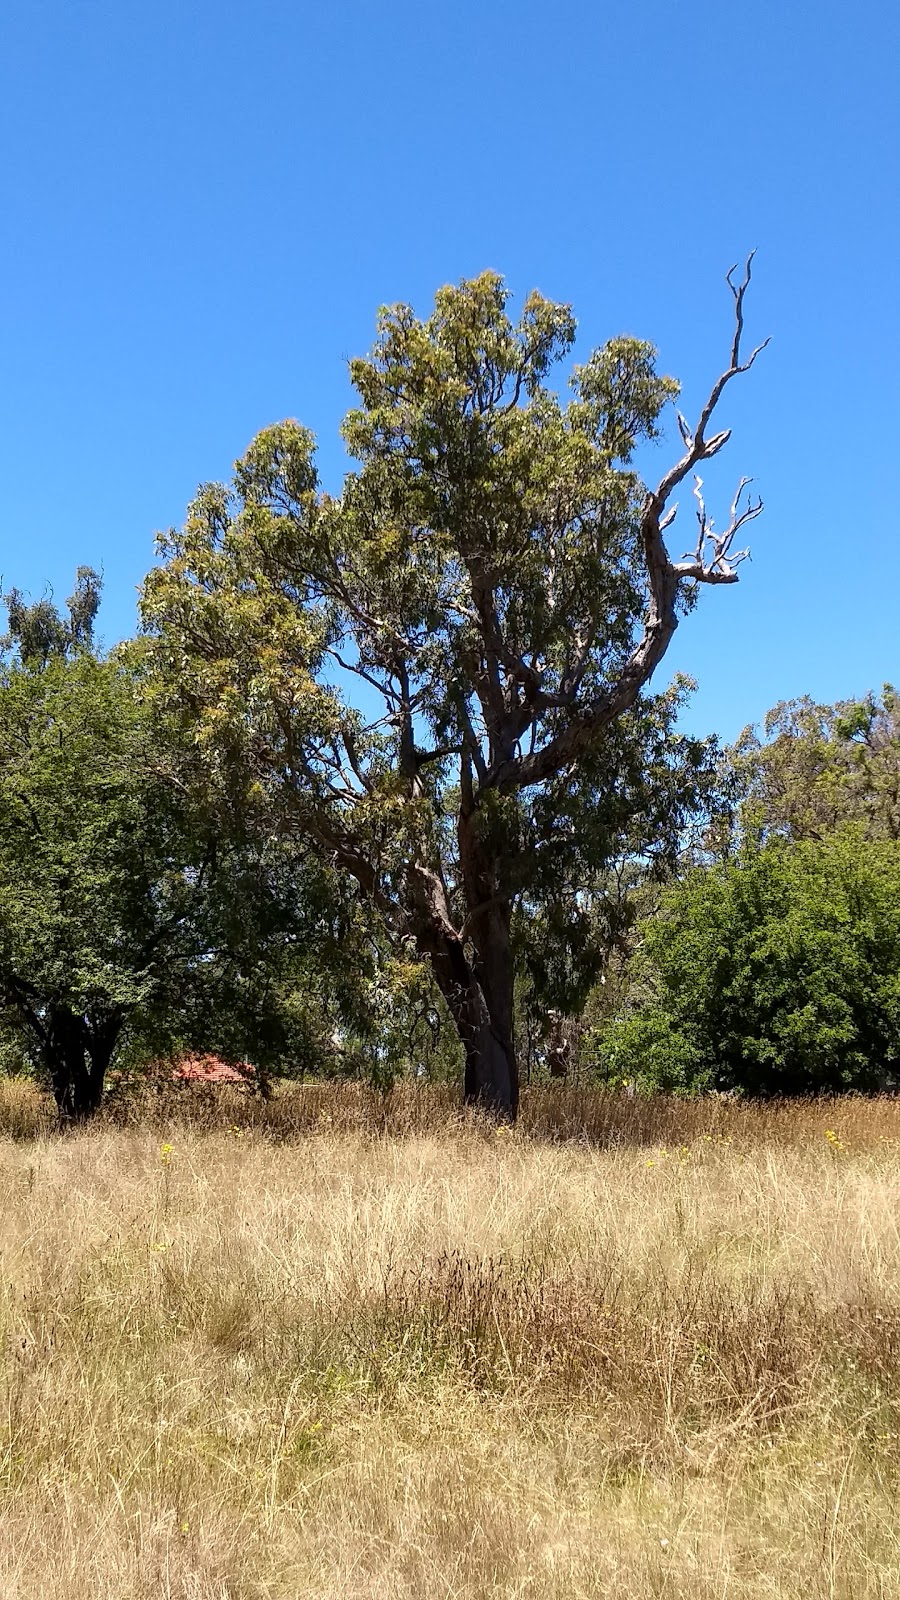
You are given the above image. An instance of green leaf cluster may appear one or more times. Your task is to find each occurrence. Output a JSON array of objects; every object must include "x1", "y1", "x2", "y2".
[{"x1": 0, "y1": 615, "x2": 378, "y2": 1112}]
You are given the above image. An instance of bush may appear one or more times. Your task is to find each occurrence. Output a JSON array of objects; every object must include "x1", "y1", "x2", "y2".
[{"x1": 599, "y1": 831, "x2": 900, "y2": 1096}]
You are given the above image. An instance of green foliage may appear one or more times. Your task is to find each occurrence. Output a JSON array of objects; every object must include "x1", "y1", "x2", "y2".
[
  {"x1": 0, "y1": 652, "x2": 173, "y2": 1016},
  {"x1": 600, "y1": 832, "x2": 900, "y2": 1096},
  {"x1": 0, "y1": 643, "x2": 195, "y2": 1110},
  {"x1": 140, "y1": 271, "x2": 727, "y2": 1112},
  {"x1": 0, "y1": 584, "x2": 376, "y2": 1114},
  {"x1": 514, "y1": 679, "x2": 723, "y2": 1026},
  {"x1": 2, "y1": 567, "x2": 101, "y2": 665},
  {"x1": 727, "y1": 687, "x2": 900, "y2": 845}
]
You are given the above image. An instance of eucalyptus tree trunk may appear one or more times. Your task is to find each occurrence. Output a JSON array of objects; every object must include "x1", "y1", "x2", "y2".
[
  {"x1": 462, "y1": 897, "x2": 518, "y2": 1116},
  {"x1": 410, "y1": 811, "x2": 519, "y2": 1120},
  {"x1": 426, "y1": 922, "x2": 518, "y2": 1120}
]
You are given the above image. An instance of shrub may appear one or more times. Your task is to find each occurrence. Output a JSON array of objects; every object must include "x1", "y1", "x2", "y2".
[{"x1": 599, "y1": 831, "x2": 900, "y2": 1095}]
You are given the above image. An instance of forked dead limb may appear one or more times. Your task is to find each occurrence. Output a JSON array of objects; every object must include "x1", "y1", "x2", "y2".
[
  {"x1": 641, "y1": 251, "x2": 769, "y2": 593},
  {"x1": 674, "y1": 473, "x2": 764, "y2": 584}
]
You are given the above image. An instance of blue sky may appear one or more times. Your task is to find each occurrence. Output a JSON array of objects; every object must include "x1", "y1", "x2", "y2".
[{"x1": 1, "y1": 0, "x2": 897, "y2": 742}]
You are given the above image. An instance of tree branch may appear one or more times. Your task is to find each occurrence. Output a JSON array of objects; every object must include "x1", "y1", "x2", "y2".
[
  {"x1": 327, "y1": 647, "x2": 402, "y2": 711},
  {"x1": 650, "y1": 251, "x2": 769, "y2": 512},
  {"x1": 488, "y1": 254, "x2": 768, "y2": 793},
  {"x1": 672, "y1": 474, "x2": 763, "y2": 583}
]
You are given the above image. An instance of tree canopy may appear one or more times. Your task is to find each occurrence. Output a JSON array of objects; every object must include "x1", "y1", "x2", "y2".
[
  {"x1": 728, "y1": 686, "x2": 900, "y2": 844},
  {"x1": 2, "y1": 566, "x2": 102, "y2": 665},
  {"x1": 142, "y1": 263, "x2": 766, "y2": 1116},
  {"x1": 0, "y1": 642, "x2": 202, "y2": 1115}
]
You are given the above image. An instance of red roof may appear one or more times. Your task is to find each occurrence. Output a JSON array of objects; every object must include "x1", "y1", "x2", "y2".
[{"x1": 171, "y1": 1054, "x2": 255, "y2": 1085}]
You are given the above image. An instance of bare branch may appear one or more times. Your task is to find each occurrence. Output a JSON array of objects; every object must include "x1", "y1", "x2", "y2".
[
  {"x1": 414, "y1": 744, "x2": 462, "y2": 769},
  {"x1": 726, "y1": 251, "x2": 770, "y2": 373},
  {"x1": 342, "y1": 724, "x2": 372, "y2": 793},
  {"x1": 454, "y1": 689, "x2": 489, "y2": 784},
  {"x1": 459, "y1": 891, "x2": 511, "y2": 941},
  {"x1": 558, "y1": 624, "x2": 599, "y2": 700},
  {"x1": 487, "y1": 254, "x2": 768, "y2": 793},
  {"x1": 651, "y1": 252, "x2": 770, "y2": 514},
  {"x1": 327, "y1": 647, "x2": 402, "y2": 708},
  {"x1": 673, "y1": 473, "x2": 763, "y2": 583}
]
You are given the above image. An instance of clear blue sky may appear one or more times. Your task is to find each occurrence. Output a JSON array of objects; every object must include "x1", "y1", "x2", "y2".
[{"x1": 1, "y1": 0, "x2": 897, "y2": 741}]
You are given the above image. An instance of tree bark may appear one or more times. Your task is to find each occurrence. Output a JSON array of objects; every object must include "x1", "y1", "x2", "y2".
[
  {"x1": 428, "y1": 930, "x2": 518, "y2": 1120},
  {"x1": 457, "y1": 797, "x2": 519, "y2": 1118},
  {"x1": 463, "y1": 904, "x2": 518, "y2": 1116},
  {"x1": 45, "y1": 1009, "x2": 118, "y2": 1123},
  {"x1": 409, "y1": 819, "x2": 519, "y2": 1119}
]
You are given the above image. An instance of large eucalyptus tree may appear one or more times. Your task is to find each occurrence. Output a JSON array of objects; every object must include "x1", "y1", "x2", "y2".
[{"x1": 143, "y1": 260, "x2": 767, "y2": 1117}]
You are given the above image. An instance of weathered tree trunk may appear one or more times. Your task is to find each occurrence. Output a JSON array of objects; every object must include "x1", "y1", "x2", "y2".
[
  {"x1": 45, "y1": 1010, "x2": 118, "y2": 1123},
  {"x1": 428, "y1": 930, "x2": 518, "y2": 1120},
  {"x1": 461, "y1": 1011, "x2": 518, "y2": 1117},
  {"x1": 409, "y1": 811, "x2": 519, "y2": 1119},
  {"x1": 457, "y1": 799, "x2": 519, "y2": 1118},
  {"x1": 463, "y1": 904, "x2": 518, "y2": 1116}
]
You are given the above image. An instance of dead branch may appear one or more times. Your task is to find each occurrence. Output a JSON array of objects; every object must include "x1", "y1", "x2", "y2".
[
  {"x1": 489, "y1": 253, "x2": 768, "y2": 793},
  {"x1": 648, "y1": 251, "x2": 769, "y2": 520},
  {"x1": 673, "y1": 474, "x2": 764, "y2": 584}
]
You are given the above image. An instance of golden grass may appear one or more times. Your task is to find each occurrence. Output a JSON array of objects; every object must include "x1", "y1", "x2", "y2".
[{"x1": 2, "y1": 1081, "x2": 900, "y2": 1596}]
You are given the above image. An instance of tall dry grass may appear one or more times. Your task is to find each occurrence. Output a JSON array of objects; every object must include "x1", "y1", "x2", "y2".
[
  {"x1": 1, "y1": 1080, "x2": 900, "y2": 1596},
  {"x1": 9, "y1": 1073, "x2": 900, "y2": 1149}
]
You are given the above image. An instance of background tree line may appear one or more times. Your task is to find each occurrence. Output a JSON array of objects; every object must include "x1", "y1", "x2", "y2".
[{"x1": 3, "y1": 267, "x2": 897, "y2": 1120}]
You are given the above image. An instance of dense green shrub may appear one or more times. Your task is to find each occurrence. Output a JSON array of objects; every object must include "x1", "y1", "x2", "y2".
[{"x1": 599, "y1": 832, "x2": 900, "y2": 1096}]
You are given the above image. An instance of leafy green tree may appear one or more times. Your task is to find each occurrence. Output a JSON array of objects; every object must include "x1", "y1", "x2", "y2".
[
  {"x1": 2, "y1": 566, "x2": 102, "y2": 665},
  {"x1": 123, "y1": 819, "x2": 379, "y2": 1087},
  {"x1": 726, "y1": 687, "x2": 900, "y2": 845},
  {"x1": 142, "y1": 262, "x2": 766, "y2": 1117},
  {"x1": 600, "y1": 832, "x2": 900, "y2": 1096},
  {"x1": 0, "y1": 645, "x2": 198, "y2": 1115},
  {"x1": 0, "y1": 583, "x2": 371, "y2": 1118}
]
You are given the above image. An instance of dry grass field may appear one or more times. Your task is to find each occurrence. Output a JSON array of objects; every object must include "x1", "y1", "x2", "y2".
[{"x1": 2, "y1": 1081, "x2": 900, "y2": 1598}]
